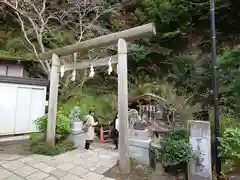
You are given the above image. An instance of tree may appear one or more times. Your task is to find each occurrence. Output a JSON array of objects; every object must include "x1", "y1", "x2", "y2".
[
  {"x1": 2, "y1": 0, "x2": 117, "y2": 76},
  {"x1": 2, "y1": 0, "x2": 119, "y2": 102},
  {"x1": 2, "y1": 0, "x2": 52, "y2": 74}
]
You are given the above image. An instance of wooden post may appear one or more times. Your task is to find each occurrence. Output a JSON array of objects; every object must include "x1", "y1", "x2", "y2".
[
  {"x1": 47, "y1": 54, "x2": 60, "y2": 147},
  {"x1": 118, "y1": 38, "x2": 130, "y2": 173}
]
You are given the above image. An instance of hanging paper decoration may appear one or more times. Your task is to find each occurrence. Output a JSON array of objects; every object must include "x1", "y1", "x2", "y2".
[
  {"x1": 60, "y1": 65, "x2": 65, "y2": 77},
  {"x1": 108, "y1": 56, "x2": 113, "y2": 75},
  {"x1": 71, "y1": 69, "x2": 76, "y2": 81},
  {"x1": 71, "y1": 52, "x2": 77, "y2": 81},
  {"x1": 89, "y1": 63, "x2": 95, "y2": 78}
]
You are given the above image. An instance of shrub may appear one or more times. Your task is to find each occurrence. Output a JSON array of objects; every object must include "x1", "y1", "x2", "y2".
[
  {"x1": 154, "y1": 129, "x2": 194, "y2": 167},
  {"x1": 35, "y1": 109, "x2": 71, "y2": 141},
  {"x1": 166, "y1": 129, "x2": 188, "y2": 141},
  {"x1": 210, "y1": 113, "x2": 240, "y2": 137},
  {"x1": 210, "y1": 113, "x2": 240, "y2": 172},
  {"x1": 29, "y1": 133, "x2": 76, "y2": 156},
  {"x1": 220, "y1": 127, "x2": 240, "y2": 172}
]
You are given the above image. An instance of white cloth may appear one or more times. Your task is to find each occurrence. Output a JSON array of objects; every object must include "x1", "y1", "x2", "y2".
[
  {"x1": 85, "y1": 115, "x2": 98, "y2": 140},
  {"x1": 115, "y1": 118, "x2": 119, "y2": 132}
]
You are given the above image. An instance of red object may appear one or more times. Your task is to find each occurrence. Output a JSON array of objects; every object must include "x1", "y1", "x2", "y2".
[
  {"x1": 100, "y1": 126, "x2": 104, "y2": 144},
  {"x1": 163, "y1": 163, "x2": 169, "y2": 167}
]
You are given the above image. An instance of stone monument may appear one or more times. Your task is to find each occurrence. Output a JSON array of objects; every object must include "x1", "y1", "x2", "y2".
[
  {"x1": 128, "y1": 109, "x2": 140, "y2": 129},
  {"x1": 128, "y1": 108, "x2": 152, "y2": 165},
  {"x1": 68, "y1": 107, "x2": 85, "y2": 149},
  {"x1": 188, "y1": 120, "x2": 212, "y2": 180}
]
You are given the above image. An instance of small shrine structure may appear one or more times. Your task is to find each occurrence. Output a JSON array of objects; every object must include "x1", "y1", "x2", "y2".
[
  {"x1": 127, "y1": 93, "x2": 175, "y2": 166},
  {"x1": 128, "y1": 93, "x2": 173, "y2": 133}
]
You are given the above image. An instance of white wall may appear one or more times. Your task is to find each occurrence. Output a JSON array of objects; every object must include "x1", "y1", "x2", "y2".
[
  {"x1": 0, "y1": 65, "x2": 7, "y2": 75},
  {"x1": 0, "y1": 64, "x2": 25, "y2": 77},
  {"x1": 0, "y1": 82, "x2": 47, "y2": 135}
]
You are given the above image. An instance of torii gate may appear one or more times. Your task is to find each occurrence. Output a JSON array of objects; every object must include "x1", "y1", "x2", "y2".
[{"x1": 39, "y1": 23, "x2": 156, "y2": 173}]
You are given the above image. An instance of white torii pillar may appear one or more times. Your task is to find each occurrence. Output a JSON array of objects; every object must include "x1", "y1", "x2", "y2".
[
  {"x1": 46, "y1": 54, "x2": 60, "y2": 147},
  {"x1": 117, "y1": 38, "x2": 130, "y2": 173}
]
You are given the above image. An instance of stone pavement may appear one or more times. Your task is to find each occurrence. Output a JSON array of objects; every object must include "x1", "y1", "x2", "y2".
[{"x1": 0, "y1": 147, "x2": 118, "y2": 180}]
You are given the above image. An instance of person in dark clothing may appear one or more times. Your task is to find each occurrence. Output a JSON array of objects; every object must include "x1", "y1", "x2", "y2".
[{"x1": 110, "y1": 114, "x2": 119, "y2": 150}]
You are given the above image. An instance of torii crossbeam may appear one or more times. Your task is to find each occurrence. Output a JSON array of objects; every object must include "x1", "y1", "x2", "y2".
[
  {"x1": 40, "y1": 23, "x2": 156, "y2": 173},
  {"x1": 40, "y1": 23, "x2": 155, "y2": 59}
]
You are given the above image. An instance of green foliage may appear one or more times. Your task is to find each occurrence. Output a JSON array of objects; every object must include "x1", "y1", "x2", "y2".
[
  {"x1": 34, "y1": 116, "x2": 47, "y2": 133},
  {"x1": 61, "y1": 90, "x2": 117, "y2": 124},
  {"x1": 34, "y1": 109, "x2": 71, "y2": 141},
  {"x1": 219, "y1": 116, "x2": 240, "y2": 135},
  {"x1": 218, "y1": 45, "x2": 240, "y2": 114},
  {"x1": 166, "y1": 129, "x2": 188, "y2": 140},
  {"x1": 121, "y1": 0, "x2": 240, "y2": 118},
  {"x1": 29, "y1": 133, "x2": 75, "y2": 156},
  {"x1": 210, "y1": 113, "x2": 240, "y2": 172},
  {"x1": 220, "y1": 127, "x2": 240, "y2": 172},
  {"x1": 0, "y1": 24, "x2": 33, "y2": 59},
  {"x1": 154, "y1": 129, "x2": 194, "y2": 167},
  {"x1": 156, "y1": 83, "x2": 201, "y2": 122},
  {"x1": 168, "y1": 44, "x2": 240, "y2": 116},
  {"x1": 43, "y1": 30, "x2": 76, "y2": 49}
]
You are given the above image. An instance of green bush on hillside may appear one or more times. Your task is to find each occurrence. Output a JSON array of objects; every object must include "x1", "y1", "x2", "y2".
[
  {"x1": 220, "y1": 127, "x2": 240, "y2": 172},
  {"x1": 34, "y1": 109, "x2": 71, "y2": 142},
  {"x1": 61, "y1": 91, "x2": 117, "y2": 124}
]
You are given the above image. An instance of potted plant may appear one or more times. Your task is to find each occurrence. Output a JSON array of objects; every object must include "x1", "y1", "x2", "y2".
[{"x1": 154, "y1": 129, "x2": 194, "y2": 179}]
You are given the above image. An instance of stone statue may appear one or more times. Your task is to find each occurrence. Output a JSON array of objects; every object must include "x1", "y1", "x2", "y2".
[
  {"x1": 128, "y1": 109, "x2": 148, "y2": 130},
  {"x1": 128, "y1": 109, "x2": 140, "y2": 129},
  {"x1": 69, "y1": 106, "x2": 81, "y2": 122}
]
